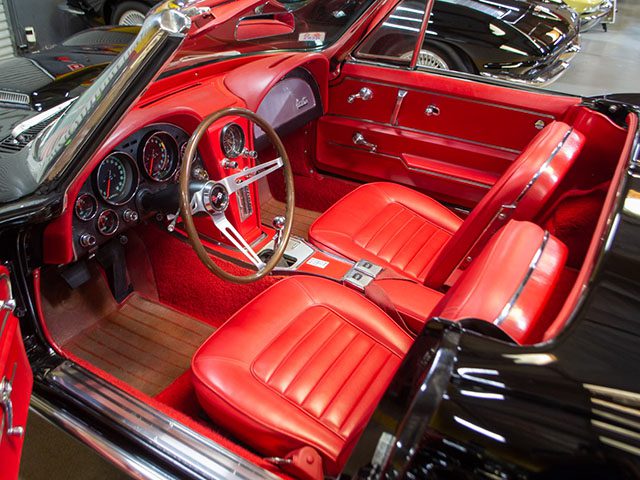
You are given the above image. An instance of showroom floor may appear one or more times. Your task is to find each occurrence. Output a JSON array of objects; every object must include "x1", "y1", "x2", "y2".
[{"x1": 546, "y1": 0, "x2": 640, "y2": 97}]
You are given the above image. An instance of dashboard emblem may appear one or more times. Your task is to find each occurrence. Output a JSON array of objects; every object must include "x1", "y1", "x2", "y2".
[{"x1": 295, "y1": 96, "x2": 309, "y2": 110}]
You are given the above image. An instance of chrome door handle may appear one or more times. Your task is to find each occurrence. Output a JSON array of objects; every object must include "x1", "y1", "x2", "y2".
[
  {"x1": 424, "y1": 104, "x2": 440, "y2": 116},
  {"x1": 353, "y1": 132, "x2": 377, "y2": 152},
  {"x1": 1, "y1": 374, "x2": 24, "y2": 438},
  {"x1": 347, "y1": 87, "x2": 373, "y2": 103}
]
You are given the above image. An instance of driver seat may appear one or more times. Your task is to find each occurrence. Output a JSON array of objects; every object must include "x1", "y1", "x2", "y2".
[
  {"x1": 192, "y1": 275, "x2": 412, "y2": 475},
  {"x1": 192, "y1": 221, "x2": 568, "y2": 474}
]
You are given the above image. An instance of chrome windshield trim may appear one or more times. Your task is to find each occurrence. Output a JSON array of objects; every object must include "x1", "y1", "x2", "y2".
[
  {"x1": 37, "y1": 2, "x2": 192, "y2": 184},
  {"x1": 43, "y1": 361, "x2": 279, "y2": 480}
]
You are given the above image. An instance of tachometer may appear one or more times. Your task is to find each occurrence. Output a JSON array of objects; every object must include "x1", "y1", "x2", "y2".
[
  {"x1": 74, "y1": 193, "x2": 98, "y2": 221},
  {"x1": 97, "y1": 209, "x2": 119, "y2": 236},
  {"x1": 141, "y1": 131, "x2": 178, "y2": 182},
  {"x1": 221, "y1": 123, "x2": 245, "y2": 158},
  {"x1": 95, "y1": 152, "x2": 138, "y2": 205}
]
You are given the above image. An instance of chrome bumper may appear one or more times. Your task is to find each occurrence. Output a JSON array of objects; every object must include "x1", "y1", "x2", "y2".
[
  {"x1": 580, "y1": 0, "x2": 613, "y2": 31},
  {"x1": 481, "y1": 38, "x2": 581, "y2": 87}
]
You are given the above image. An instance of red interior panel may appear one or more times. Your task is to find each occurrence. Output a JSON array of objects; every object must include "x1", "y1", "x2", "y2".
[{"x1": 316, "y1": 62, "x2": 580, "y2": 207}]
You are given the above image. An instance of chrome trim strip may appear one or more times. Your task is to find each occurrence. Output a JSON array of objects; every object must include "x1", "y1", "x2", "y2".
[
  {"x1": 30, "y1": 396, "x2": 176, "y2": 480},
  {"x1": 0, "y1": 273, "x2": 13, "y2": 340},
  {"x1": 514, "y1": 128, "x2": 572, "y2": 204},
  {"x1": 592, "y1": 398, "x2": 640, "y2": 418},
  {"x1": 326, "y1": 113, "x2": 521, "y2": 154},
  {"x1": 494, "y1": 231, "x2": 549, "y2": 326},
  {"x1": 340, "y1": 75, "x2": 557, "y2": 119},
  {"x1": 327, "y1": 140, "x2": 493, "y2": 189},
  {"x1": 44, "y1": 361, "x2": 279, "y2": 480}
]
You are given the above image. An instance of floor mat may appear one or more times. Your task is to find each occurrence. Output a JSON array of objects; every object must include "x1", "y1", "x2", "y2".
[
  {"x1": 260, "y1": 196, "x2": 321, "y2": 239},
  {"x1": 63, "y1": 294, "x2": 215, "y2": 397}
]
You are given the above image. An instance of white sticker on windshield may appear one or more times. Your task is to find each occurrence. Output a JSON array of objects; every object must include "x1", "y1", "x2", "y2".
[{"x1": 298, "y1": 32, "x2": 326, "y2": 43}]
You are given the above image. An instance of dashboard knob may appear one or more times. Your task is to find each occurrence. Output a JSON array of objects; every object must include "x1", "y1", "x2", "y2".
[
  {"x1": 123, "y1": 209, "x2": 139, "y2": 223},
  {"x1": 79, "y1": 233, "x2": 96, "y2": 248},
  {"x1": 222, "y1": 158, "x2": 239, "y2": 170}
]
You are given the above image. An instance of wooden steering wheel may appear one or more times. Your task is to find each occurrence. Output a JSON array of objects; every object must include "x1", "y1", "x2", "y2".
[{"x1": 179, "y1": 107, "x2": 295, "y2": 284}]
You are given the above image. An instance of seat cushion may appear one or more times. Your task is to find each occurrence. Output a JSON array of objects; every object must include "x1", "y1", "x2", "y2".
[
  {"x1": 309, "y1": 182, "x2": 463, "y2": 282},
  {"x1": 432, "y1": 220, "x2": 568, "y2": 344},
  {"x1": 309, "y1": 122, "x2": 583, "y2": 288},
  {"x1": 191, "y1": 276, "x2": 412, "y2": 475}
]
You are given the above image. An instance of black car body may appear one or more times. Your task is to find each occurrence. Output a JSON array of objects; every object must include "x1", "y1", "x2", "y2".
[{"x1": 425, "y1": 0, "x2": 581, "y2": 84}]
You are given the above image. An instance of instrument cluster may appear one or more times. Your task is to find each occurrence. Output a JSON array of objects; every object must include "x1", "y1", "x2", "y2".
[{"x1": 72, "y1": 123, "x2": 209, "y2": 254}]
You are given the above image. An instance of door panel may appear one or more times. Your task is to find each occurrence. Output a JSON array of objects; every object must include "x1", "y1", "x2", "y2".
[
  {"x1": 0, "y1": 267, "x2": 32, "y2": 480},
  {"x1": 317, "y1": 62, "x2": 580, "y2": 207}
]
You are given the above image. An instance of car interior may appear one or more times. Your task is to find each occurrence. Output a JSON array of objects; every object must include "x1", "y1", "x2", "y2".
[{"x1": 30, "y1": 8, "x2": 637, "y2": 476}]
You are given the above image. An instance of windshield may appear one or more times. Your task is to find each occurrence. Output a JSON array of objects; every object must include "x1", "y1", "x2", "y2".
[{"x1": 168, "y1": 0, "x2": 375, "y2": 68}]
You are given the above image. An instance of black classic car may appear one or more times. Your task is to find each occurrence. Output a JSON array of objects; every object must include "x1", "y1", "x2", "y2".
[
  {"x1": 64, "y1": 0, "x2": 582, "y2": 86},
  {"x1": 1, "y1": 1, "x2": 639, "y2": 479},
  {"x1": 65, "y1": 0, "x2": 157, "y2": 25}
]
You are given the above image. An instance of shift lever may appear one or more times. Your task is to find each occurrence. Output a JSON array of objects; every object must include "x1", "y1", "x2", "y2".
[{"x1": 272, "y1": 215, "x2": 286, "y2": 251}]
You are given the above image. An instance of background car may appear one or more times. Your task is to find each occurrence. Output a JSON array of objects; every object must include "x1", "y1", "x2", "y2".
[
  {"x1": 563, "y1": 0, "x2": 614, "y2": 30},
  {"x1": 373, "y1": 0, "x2": 581, "y2": 85},
  {"x1": 65, "y1": 0, "x2": 156, "y2": 25}
]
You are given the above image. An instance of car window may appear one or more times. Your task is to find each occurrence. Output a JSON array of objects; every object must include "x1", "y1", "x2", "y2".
[{"x1": 354, "y1": 0, "x2": 429, "y2": 66}]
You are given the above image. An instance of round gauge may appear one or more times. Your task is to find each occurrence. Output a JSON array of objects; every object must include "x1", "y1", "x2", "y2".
[
  {"x1": 95, "y1": 152, "x2": 138, "y2": 205},
  {"x1": 96, "y1": 209, "x2": 119, "y2": 236},
  {"x1": 221, "y1": 123, "x2": 245, "y2": 158},
  {"x1": 141, "y1": 131, "x2": 178, "y2": 182},
  {"x1": 74, "y1": 193, "x2": 98, "y2": 221},
  {"x1": 180, "y1": 142, "x2": 209, "y2": 181}
]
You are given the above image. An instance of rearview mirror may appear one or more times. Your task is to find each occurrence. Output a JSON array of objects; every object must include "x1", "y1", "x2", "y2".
[{"x1": 235, "y1": 12, "x2": 295, "y2": 41}]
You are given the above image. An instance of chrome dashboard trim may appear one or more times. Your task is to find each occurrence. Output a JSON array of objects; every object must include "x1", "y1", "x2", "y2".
[{"x1": 43, "y1": 360, "x2": 279, "y2": 480}]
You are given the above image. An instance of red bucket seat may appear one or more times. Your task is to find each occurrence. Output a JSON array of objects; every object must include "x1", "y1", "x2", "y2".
[
  {"x1": 308, "y1": 121, "x2": 583, "y2": 288},
  {"x1": 192, "y1": 220, "x2": 567, "y2": 475}
]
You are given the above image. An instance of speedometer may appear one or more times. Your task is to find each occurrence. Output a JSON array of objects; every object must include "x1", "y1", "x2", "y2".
[
  {"x1": 95, "y1": 152, "x2": 138, "y2": 205},
  {"x1": 221, "y1": 123, "x2": 245, "y2": 158},
  {"x1": 141, "y1": 131, "x2": 178, "y2": 182}
]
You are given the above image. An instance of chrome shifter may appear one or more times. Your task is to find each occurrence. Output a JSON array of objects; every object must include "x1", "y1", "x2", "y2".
[{"x1": 272, "y1": 216, "x2": 286, "y2": 251}]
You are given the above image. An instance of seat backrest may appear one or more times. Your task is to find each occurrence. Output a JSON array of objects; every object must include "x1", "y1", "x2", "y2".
[
  {"x1": 423, "y1": 121, "x2": 584, "y2": 289},
  {"x1": 431, "y1": 220, "x2": 567, "y2": 344}
]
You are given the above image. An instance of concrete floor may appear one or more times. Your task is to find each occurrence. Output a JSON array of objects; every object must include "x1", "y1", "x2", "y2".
[{"x1": 545, "y1": 0, "x2": 640, "y2": 97}]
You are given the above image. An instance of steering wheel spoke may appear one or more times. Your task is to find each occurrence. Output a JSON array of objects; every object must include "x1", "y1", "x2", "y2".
[
  {"x1": 219, "y1": 157, "x2": 283, "y2": 194},
  {"x1": 179, "y1": 107, "x2": 294, "y2": 284},
  {"x1": 211, "y1": 213, "x2": 266, "y2": 269}
]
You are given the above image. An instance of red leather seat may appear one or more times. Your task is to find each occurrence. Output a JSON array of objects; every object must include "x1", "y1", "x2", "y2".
[
  {"x1": 432, "y1": 220, "x2": 567, "y2": 344},
  {"x1": 309, "y1": 121, "x2": 584, "y2": 287},
  {"x1": 192, "y1": 222, "x2": 567, "y2": 474},
  {"x1": 191, "y1": 276, "x2": 412, "y2": 475}
]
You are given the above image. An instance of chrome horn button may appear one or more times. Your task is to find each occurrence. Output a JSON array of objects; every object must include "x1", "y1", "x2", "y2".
[{"x1": 203, "y1": 182, "x2": 230, "y2": 213}]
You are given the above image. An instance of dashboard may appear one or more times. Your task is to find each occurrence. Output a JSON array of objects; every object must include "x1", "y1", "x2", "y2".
[
  {"x1": 57, "y1": 62, "x2": 326, "y2": 264},
  {"x1": 71, "y1": 122, "x2": 247, "y2": 255}
]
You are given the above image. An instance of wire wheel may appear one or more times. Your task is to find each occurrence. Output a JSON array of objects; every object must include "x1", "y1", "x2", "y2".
[
  {"x1": 401, "y1": 49, "x2": 450, "y2": 69},
  {"x1": 117, "y1": 9, "x2": 146, "y2": 25}
]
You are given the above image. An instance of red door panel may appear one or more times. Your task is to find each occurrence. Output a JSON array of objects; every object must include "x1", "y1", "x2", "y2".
[
  {"x1": 318, "y1": 62, "x2": 579, "y2": 207},
  {"x1": 0, "y1": 267, "x2": 32, "y2": 480}
]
